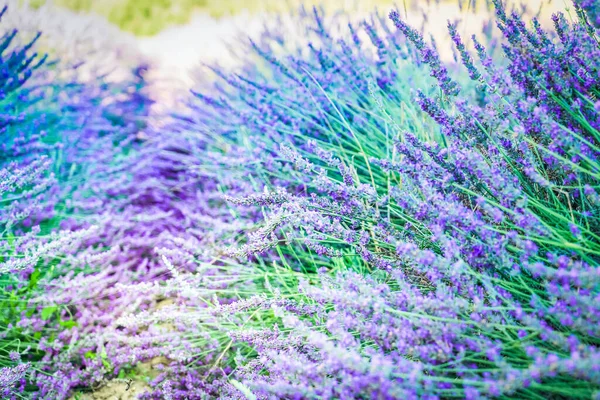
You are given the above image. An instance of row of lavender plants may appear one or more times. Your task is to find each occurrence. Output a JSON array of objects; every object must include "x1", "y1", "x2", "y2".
[
  {"x1": 0, "y1": 3, "x2": 156, "y2": 397},
  {"x1": 1, "y1": 0, "x2": 599, "y2": 399}
]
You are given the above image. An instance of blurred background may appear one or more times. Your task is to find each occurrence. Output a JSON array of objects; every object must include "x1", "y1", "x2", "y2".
[
  {"x1": 27, "y1": 0, "x2": 565, "y2": 92},
  {"x1": 31, "y1": 0, "x2": 477, "y2": 36},
  {"x1": 31, "y1": 0, "x2": 563, "y2": 36}
]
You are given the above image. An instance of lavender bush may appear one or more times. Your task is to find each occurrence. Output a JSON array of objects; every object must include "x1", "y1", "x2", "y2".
[{"x1": 132, "y1": 1, "x2": 599, "y2": 398}]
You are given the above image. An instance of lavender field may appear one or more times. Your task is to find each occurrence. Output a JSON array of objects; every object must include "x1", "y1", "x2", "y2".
[{"x1": 1, "y1": 0, "x2": 599, "y2": 399}]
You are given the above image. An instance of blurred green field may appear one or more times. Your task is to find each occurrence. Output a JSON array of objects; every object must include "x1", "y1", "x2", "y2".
[{"x1": 32, "y1": 0, "x2": 416, "y2": 36}]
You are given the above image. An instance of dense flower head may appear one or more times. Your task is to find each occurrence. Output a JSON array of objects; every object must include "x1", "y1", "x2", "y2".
[{"x1": 0, "y1": 363, "x2": 29, "y2": 397}]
